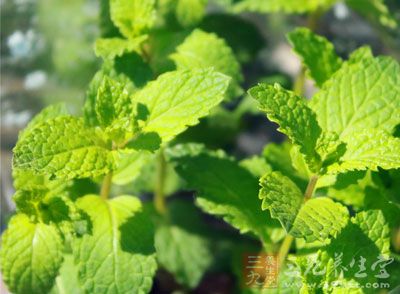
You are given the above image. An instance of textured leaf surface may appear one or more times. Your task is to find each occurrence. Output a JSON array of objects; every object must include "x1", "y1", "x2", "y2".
[
  {"x1": 328, "y1": 129, "x2": 400, "y2": 173},
  {"x1": 155, "y1": 201, "x2": 214, "y2": 288},
  {"x1": 316, "y1": 210, "x2": 391, "y2": 288},
  {"x1": 310, "y1": 55, "x2": 400, "y2": 138},
  {"x1": 94, "y1": 36, "x2": 147, "y2": 59},
  {"x1": 110, "y1": 0, "x2": 155, "y2": 38},
  {"x1": 13, "y1": 116, "x2": 113, "y2": 180},
  {"x1": 74, "y1": 195, "x2": 157, "y2": 294},
  {"x1": 287, "y1": 28, "x2": 342, "y2": 86},
  {"x1": 234, "y1": 0, "x2": 337, "y2": 13},
  {"x1": 290, "y1": 198, "x2": 349, "y2": 242},
  {"x1": 249, "y1": 83, "x2": 322, "y2": 170},
  {"x1": 0, "y1": 214, "x2": 63, "y2": 294},
  {"x1": 19, "y1": 103, "x2": 69, "y2": 140},
  {"x1": 167, "y1": 144, "x2": 281, "y2": 244},
  {"x1": 132, "y1": 69, "x2": 230, "y2": 143},
  {"x1": 95, "y1": 76, "x2": 131, "y2": 128},
  {"x1": 171, "y1": 29, "x2": 243, "y2": 100},
  {"x1": 259, "y1": 172, "x2": 303, "y2": 231}
]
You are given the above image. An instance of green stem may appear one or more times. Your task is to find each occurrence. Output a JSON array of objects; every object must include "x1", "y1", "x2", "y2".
[
  {"x1": 100, "y1": 172, "x2": 113, "y2": 200},
  {"x1": 155, "y1": 149, "x2": 167, "y2": 215},
  {"x1": 273, "y1": 175, "x2": 319, "y2": 277},
  {"x1": 293, "y1": 67, "x2": 306, "y2": 95}
]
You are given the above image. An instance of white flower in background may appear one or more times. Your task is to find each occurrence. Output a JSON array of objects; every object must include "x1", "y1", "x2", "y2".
[
  {"x1": 7, "y1": 29, "x2": 44, "y2": 60},
  {"x1": 24, "y1": 70, "x2": 47, "y2": 90},
  {"x1": 334, "y1": 3, "x2": 350, "y2": 20}
]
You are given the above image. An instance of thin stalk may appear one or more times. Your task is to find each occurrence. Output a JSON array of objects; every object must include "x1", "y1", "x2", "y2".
[
  {"x1": 100, "y1": 172, "x2": 113, "y2": 200},
  {"x1": 154, "y1": 149, "x2": 167, "y2": 215},
  {"x1": 271, "y1": 175, "x2": 319, "y2": 282}
]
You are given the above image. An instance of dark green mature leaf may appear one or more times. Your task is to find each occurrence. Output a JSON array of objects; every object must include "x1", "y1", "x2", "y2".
[
  {"x1": 347, "y1": 0, "x2": 397, "y2": 29},
  {"x1": 0, "y1": 214, "x2": 64, "y2": 294},
  {"x1": 167, "y1": 144, "x2": 282, "y2": 244},
  {"x1": 74, "y1": 195, "x2": 157, "y2": 293},
  {"x1": 155, "y1": 200, "x2": 214, "y2": 288}
]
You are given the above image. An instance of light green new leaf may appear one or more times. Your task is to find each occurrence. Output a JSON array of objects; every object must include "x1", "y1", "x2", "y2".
[
  {"x1": 155, "y1": 201, "x2": 214, "y2": 288},
  {"x1": 259, "y1": 172, "x2": 303, "y2": 231},
  {"x1": 112, "y1": 150, "x2": 153, "y2": 185},
  {"x1": 287, "y1": 28, "x2": 343, "y2": 87},
  {"x1": 132, "y1": 69, "x2": 230, "y2": 143},
  {"x1": 94, "y1": 36, "x2": 147, "y2": 60},
  {"x1": 234, "y1": 0, "x2": 337, "y2": 13},
  {"x1": 310, "y1": 55, "x2": 400, "y2": 138},
  {"x1": 249, "y1": 83, "x2": 322, "y2": 171},
  {"x1": 0, "y1": 214, "x2": 63, "y2": 294},
  {"x1": 13, "y1": 116, "x2": 114, "y2": 180},
  {"x1": 347, "y1": 0, "x2": 397, "y2": 29},
  {"x1": 74, "y1": 195, "x2": 157, "y2": 294},
  {"x1": 110, "y1": 0, "x2": 155, "y2": 38},
  {"x1": 328, "y1": 129, "x2": 400, "y2": 173},
  {"x1": 176, "y1": 0, "x2": 208, "y2": 27},
  {"x1": 51, "y1": 254, "x2": 82, "y2": 294},
  {"x1": 95, "y1": 76, "x2": 131, "y2": 130},
  {"x1": 170, "y1": 29, "x2": 243, "y2": 100},
  {"x1": 19, "y1": 103, "x2": 69, "y2": 140},
  {"x1": 290, "y1": 198, "x2": 349, "y2": 242},
  {"x1": 167, "y1": 144, "x2": 282, "y2": 244}
]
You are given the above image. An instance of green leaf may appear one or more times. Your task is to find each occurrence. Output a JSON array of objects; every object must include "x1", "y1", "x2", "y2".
[
  {"x1": 167, "y1": 144, "x2": 282, "y2": 244},
  {"x1": 94, "y1": 36, "x2": 147, "y2": 60},
  {"x1": 155, "y1": 200, "x2": 214, "y2": 288},
  {"x1": 74, "y1": 195, "x2": 156, "y2": 293},
  {"x1": 290, "y1": 197, "x2": 349, "y2": 242},
  {"x1": 249, "y1": 83, "x2": 322, "y2": 171},
  {"x1": 262, "y1": 142, "x2": 308, "y2": 190},
  {"x1": 259, "y1": 172, "x2": 348, "y2": 242},
  {"x1": 234, "y1": 0, "x2": 337, "y2": 13},
  {"x1": 310, "y1": 54, "x2": 400, "y2": 138},
  {"x1": 328, "y1": 129, "x2": 400, "y2": 174},
  {"x1": 0, "y1": 214, "x2": 63, "y2": 294},
  {"x1": 95, "y1": 76, "x2": 132, "y2": 128},
  {"x1": 112, "y1": 150, "x2": 153, "y2": 185},
  {"x1": 51, "y1": 254, "x2": 82, "y2": 294},
  {"x1": 13, "y1": 116, "x2": 114, "y2": 180},
  {"x1": 287, "y1": 28, "x2": 343, "y2": 87},
  {"x1": 176, "y1": 0, "x2": 208, "y2": 27},
  {"x1": 110, "y1": 0, "x2": 155, "y2": 38},
  {"x1": 346, "y1": 0, "x2": 397, "y2": 29},
  {"x1": 315, "y1": 210, "x2": 391, "y2": 289},
  {"x1": 132, "y1": 69, "x2": 230, "y2": 143},
  {"x1": 259, "y1": 172, "x2": 303, "y2": 231},
  {"x1": 170, "y1": 29, "x2": 243, "y2": 100},
  {"x1": 19, "y1": 103, "x2": 69, "y2": 140}
]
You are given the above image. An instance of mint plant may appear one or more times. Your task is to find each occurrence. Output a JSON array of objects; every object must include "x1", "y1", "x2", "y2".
[
  {"x1": 1, "y1": 0, "x2": 400, "y2": 293},
  {"x1": 168, "y1": 29, "x2": 400, "y2": 292}
]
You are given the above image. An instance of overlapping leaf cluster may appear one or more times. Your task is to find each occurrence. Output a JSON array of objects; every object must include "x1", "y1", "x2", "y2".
[{"x1": 1, "y1": 0, "x2": 399, "y2": 293}]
